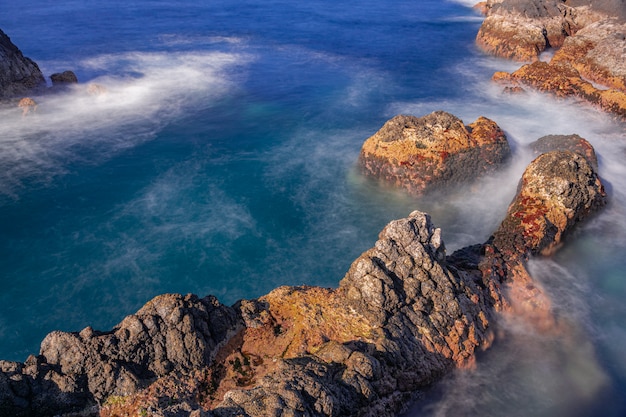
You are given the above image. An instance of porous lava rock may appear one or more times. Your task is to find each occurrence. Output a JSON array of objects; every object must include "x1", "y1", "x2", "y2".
[
  {"x1": 0, "y1": 28, "x2": 45, "y2": 100},
  {"x1": 0, "y1": 142, "x2": 608, "y2": 417},
  {"x1": 358, "y1": 111, "x2": 510, "y2": 195}
]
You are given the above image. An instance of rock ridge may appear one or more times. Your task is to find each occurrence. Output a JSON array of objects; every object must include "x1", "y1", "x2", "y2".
[
  {"x1": 0, "y1": 28, "x2": 46, "y2": 100},
  {"x1": 0, "y1": 133, "x2": 606, "y2": 416}
]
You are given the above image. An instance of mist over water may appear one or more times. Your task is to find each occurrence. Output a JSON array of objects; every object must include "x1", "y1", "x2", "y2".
[{"x1": 1, "y1": 1, "x2": 625, "y2": 415}]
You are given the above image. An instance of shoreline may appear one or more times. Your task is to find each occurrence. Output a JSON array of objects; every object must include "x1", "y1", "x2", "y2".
[{"x1": 1, "y1": 1, "x2": 625, "y2": 416}]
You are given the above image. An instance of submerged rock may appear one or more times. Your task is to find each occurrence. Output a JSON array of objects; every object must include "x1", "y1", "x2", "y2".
[
  {"x1": 0, "y1": 28, "x2": 45, "y2": 100},
  {"x1": 358, "y1": 111, "x2": 510, "y2": 195}
]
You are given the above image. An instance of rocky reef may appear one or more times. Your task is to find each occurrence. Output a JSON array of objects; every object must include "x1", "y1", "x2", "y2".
[
  {"x1": 0, "y1": 132, "x2": 606, "y2": 416},
  {"x1": 476, "y1": 0, "x2": 626, "y2": 119},
  {"x1": 0, "y1": 28, "x2": 45, "y2": 100},
  {"x1": 358, "y1": 111, "x2": 510, "y2": 195}
]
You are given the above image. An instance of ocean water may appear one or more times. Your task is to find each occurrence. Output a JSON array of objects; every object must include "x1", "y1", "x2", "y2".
[{"x1": 0, "y1": 1, "x2": 625, "y2": 416}]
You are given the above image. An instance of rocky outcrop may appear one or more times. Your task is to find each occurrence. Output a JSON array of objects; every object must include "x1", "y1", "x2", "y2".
[
  {"x1": 0, "y1": 29, "x2": 45, "y2": 100},
  {"x1": 0, "y1": 134, "x2": 606, "y2": 417},
  {"x1": 550, "y1": 20, "x2": 626, "y2": 93},
  {"x1": 0, "y1": 294, "x2": 241, "y2": 416},
  {"x1": 475, "y1": 0, "x2": 605, "y2": 61},
  {"x1": 358, "y1": 111, "x2": 510, "y2": 195},
  {"x1": 50, "y1": 70, "x2": 78, "y2": 86},
  {"x1": 492, "y1": 58, "x2": 626, "y2": 120},
  {"x1": 476, "y1": 0, "x2": 626, "y2": 119}
]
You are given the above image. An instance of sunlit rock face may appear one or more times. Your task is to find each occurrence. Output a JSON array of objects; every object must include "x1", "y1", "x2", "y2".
[
  {"x1": 551, "y1": 20, "x2": 626, "y2": 93},
  {"x1": 475, "y1": 0, "x2": 606, "y2": 62},
  {"x1": 0, "y1": 29, "x2": 45, "y2": 100},
  {"x1": 0, "y1": 136, "x2": 607, "y2": 417},
  {"x1": 358, "y1": 111, "x2": 510, "y2": 195},
  {"x1": 478, "y1": 0, "x2": 626, "y2": 119}
]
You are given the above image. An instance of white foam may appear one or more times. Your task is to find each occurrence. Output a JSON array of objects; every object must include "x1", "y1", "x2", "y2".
[{"x1": 0, "y1": 50, "x2": 247, "y2": 200}]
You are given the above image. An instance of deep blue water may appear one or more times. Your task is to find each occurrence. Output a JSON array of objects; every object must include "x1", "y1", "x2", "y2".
[{"x1": 1, "y1": 1, "x2": 625, "y2": 416}]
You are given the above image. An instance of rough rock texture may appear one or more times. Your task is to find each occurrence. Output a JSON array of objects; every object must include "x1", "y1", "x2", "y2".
[
  {"x1": 0, "y1": 294, "x2": 241, "y2": 416},
  {"x1": 0, "y1": 141, "x2": 607, "y2": 416},
  {"x1": 477, "y1": 0, "x2": 626, "y2": 119},
  {"x1": 476, "y1": 0, "x2": 605, "y2": 61},
  {"x1": 0, "y1": 28, "x2": 45, "y2": 99},
  {"x1": 50, "y1": 70, "x2": 78, "y2": 85},
  {"x1": 550, "y1": 20, "x2": 626, "y2": 92},
  {"x1": 358, "y1": 111, "x2": 510, "y2": 195},
  {"x1": 492, "y1": 59, "x2": 626, "y2": 120},
  {"x1": 529, "y1": 134, "x2": 598, "y2": 169}
]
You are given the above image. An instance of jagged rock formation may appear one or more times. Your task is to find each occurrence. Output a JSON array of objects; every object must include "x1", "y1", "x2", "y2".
[
  {"x1": 0, "y1": 133, "x2": 606, "y2": 417},
  {"x1": 0, "y1": 28, "x2": 45, "y2": 100},
  {"x1": 475, "y1": 0, "x2": 606, "y2": 61},
  {"x1": 358, "y1": 111, "x2": 510, "y2": 195},
  {"x1": 476, "y1": 0, "x2": 626, "y2": 119},
  {"x1": 0, "y1": 294, "x2": 241, "y2": 416}
]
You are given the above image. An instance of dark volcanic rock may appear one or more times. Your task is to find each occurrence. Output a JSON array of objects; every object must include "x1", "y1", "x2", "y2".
[
  {"x1": 0, "y1": 294, "x2": 241, "y2": 416},
  {"x1": 359, "y1": 111, "x2": 510, "y2": 195},
  {"x1": 0, "y1": 28, "x2": 45, "y2": 99},
  {"x1": 529, "y1": 134, "x2": 598, "y2": 170},
  {"x1": 492, "y1": 149, "x2": 606, "y2": 257},
  {"x1": 50, "y1": 70, "x2": 78, "y2": 86}
]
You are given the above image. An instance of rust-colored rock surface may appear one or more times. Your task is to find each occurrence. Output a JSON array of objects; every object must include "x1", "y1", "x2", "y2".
[
  {"x1": 0, "y1": 137, "x2": 606, "y2": 417},
  {"x1": 477, "y1": 0, "x2": 626, "y2": 119},
  {"x1": 493, "y1": 59, "x2": 626, "y2": 119},
  {"x1": 550, "y1": 20, "x2": 626, "y2": 93},
  {"x1": 475, "y1": 0, "x2": 604, "y2": 62},
  {"x1": 358, "y1": 111, "x2": 510, "y2": 195}
]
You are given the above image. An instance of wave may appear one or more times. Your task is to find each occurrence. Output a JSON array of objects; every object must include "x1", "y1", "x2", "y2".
[{"x1": 0, "y1": 50, "x2": 247, "y2": 201}]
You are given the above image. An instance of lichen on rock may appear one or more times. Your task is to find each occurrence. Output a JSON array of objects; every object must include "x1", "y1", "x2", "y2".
[{"x1": 358, "y1": 111, "x2": 510, "y2": 195}]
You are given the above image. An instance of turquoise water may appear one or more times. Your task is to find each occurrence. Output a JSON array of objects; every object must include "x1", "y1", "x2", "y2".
[{"x1": 1, "y1": 1, "x2": 625, "y2": 415}]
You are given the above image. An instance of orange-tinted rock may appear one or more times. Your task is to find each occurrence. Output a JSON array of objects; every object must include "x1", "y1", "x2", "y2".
[
  {"x1": 497, "y1": 60, "x2": 626, "y2": 119},
  {"x1": 0, "y1": 145, "x2": 608, "y2": 417},
  {"x1": 475, "y1": 0, "x2": 603, "y2": 61},
  {"x1": 17, "y1": 97, "x2": 37, "y2": 116},
  {"x1": 551, "y1": 20, "x2": 626, "y2": 93},
  {"x1": 359, "y1": 111, "x2": 510, "y2": 195},
  {"x1": 478, "y1": 1, "x2": 626, "y2": 119},
  {"x1": 493, "y1": 150, "x2": 606, "y2": 257}
]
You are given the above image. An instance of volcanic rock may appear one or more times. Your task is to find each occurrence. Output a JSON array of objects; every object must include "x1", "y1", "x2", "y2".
[
  {"x1": 493, "y1": 59, "x2": 626, "y2": 119},
  {"x1": 550, "y1": 20, "x2": 626, "y2": 93},
  {"x1": 358, "y1": 111, "x2": 510, "y2": 195},
  {"x1": 0, "y1": 28, "x2": 45, "y2": 100},
  {"x1": 529, "y1": 134, "x2": 598, "y2": 170},
  {"x1": 0, "y1": 142, "x2": 608, "y2": 417},
  {"x1": 476, "y1": 0, "x2": 626, "y2": 119},
  {"x1": 0, "y1": 294, "x2": 241, "y2": 416},
  {"x1": 50, "y1": 70, "x2": 78, "y2": 86},
  {"x1": 475, "y1": 0, "x2": 604, "y2": 61}
]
